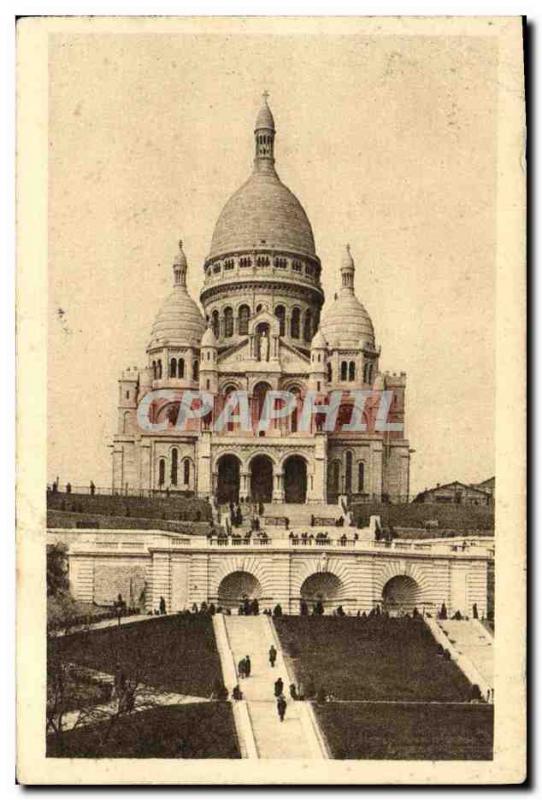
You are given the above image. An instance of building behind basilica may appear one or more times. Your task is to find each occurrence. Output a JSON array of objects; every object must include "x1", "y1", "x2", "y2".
[{"x1": 112, "y1": 95, "x2": 411, "y2": 505}]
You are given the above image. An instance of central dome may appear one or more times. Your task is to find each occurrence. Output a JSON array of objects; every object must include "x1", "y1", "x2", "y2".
[
  {"x1": 207, "y1": 94, "x2": 316, "y2": 261},
  {"x1": 209, "y1": 170, "x2": 316, "y2": 259}
]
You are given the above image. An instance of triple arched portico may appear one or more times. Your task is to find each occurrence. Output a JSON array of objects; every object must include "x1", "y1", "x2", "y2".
[{"x1": 214, "y1": 451, "x2": 309, "y2": 504}]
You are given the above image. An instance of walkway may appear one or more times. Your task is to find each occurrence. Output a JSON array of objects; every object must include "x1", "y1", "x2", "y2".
[
  {"x1": 223, "y1": 616, "x2": 326, "y2": 759},
  {"x1": 437, "y1": 619, "x2": 494, "y2": 689}
]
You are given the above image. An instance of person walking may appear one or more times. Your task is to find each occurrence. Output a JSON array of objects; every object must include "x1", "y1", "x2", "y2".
[
  {"x1": 277, "y1": 694, "x2": 287, "y2": 722},
  {"x1": 244, "y1": 655, "x2": 251, "y2": 677},
  {"x1": 238, "y1": 658, "x2": 246, "y2": 679},
  {"x1": 269, "y1": 644, "x2": 277, "y2": 667},
  {"x1": 274, "y1": 677, "x2": 284, "y2": 697}
]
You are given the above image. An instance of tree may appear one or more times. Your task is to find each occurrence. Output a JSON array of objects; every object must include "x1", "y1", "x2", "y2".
[
  {"x1": 313, "y1": 600, "x2": 324, "y2": 616},
  {"x1": 300, "y1": 600, "x2": 309, "y2": 616},
  {"x1": 47, "y1": 629, "x2": 160, "y2": 755},
  {"x1": 273, "y1": 603, "x2": 282, "y2": 617},
  {"x1": 47, "y1": 543, "x2": 70, "y2": 596}
]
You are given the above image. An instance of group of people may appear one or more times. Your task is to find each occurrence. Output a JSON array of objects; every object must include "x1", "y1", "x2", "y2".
[{"x1": 288, "y1": 530, "x2": 361, "y2": 547}]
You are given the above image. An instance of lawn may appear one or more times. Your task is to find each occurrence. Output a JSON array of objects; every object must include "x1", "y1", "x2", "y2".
[
  {"x1": 47, "y1": 702, "x2": 240, "y2": 759},
  {"x1": 316, "y1": 702, "x2": 493, "y2": 760},
  {"x1": 352, "y1": 501, "x2": 494, "y2": 533},
  {"x1": 50, "y1": 615, "x2": 223, "y2": 697},
  {"x1": 274, "y1": 616, "x2": 473, "y2": 702}
]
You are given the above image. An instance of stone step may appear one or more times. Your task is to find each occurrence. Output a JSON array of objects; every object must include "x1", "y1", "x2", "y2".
[{"x1": 223, "y1": 615, "x2": 326, "y2": 759}]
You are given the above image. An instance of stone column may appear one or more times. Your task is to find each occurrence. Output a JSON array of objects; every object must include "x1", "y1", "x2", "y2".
[
  {"x1": 240, "y1": 470, "x2": 250, "y2": 499},
  {"x1": 273, "y1": 470, "x2": 284, "y2": 502}
]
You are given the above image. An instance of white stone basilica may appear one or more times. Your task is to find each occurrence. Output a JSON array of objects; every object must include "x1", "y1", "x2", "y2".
[{"x1": 112, "y1": 95, "x2": 411, "y2": 504}]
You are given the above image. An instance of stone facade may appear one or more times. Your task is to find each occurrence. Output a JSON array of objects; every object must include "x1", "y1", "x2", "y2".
[
  {"x1": 56, "y1": 528, "x2": 491, "y2": 617},
  {"x1": 112, "y1": 96, "x2": 411, "y2": 503}
]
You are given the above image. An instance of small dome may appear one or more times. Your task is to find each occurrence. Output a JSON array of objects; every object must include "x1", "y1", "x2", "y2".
[
  {"x1": 173, "y1": 239, "x2": 188, "y2": 269},
  {"x1": 341, "y1": 244, "x2": 354, "y2": 270},
  {"x1": 311, "y1": 329, "x2": 327, "y2": 349},
  {"x1": 201, "y1": 325, "x2": 218, "y2": 348},
  {"x1": 148, "y1": 242, "x2": 205, "y2": 350},
  {"x1": 255, "y1": 93, "x2": 275, "y2": 130},
  {"x1": 320, "y1": 245, "x2": 375, "y2": 349},
  {"x1": 149, "y1": 288, "x2": 205, "y2": 349},
  {"x1": 320, "y1": 293, "x2": 375, "y2": 349}
]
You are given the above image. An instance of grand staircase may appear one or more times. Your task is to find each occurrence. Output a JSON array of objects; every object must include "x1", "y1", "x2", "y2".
[{"x1": 219, "y1": 615, "x2": 327, "y2": 759}]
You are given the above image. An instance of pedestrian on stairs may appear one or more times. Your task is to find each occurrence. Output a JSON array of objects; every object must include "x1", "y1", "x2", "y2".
[
  {"x1": 274, "y1": 677, "x2": 284, "y2": 697},
  {"x1": 244, "y1": 655, "x2": 251, "y2": 677},
  {"x1": 269, "y1": 644, "x2": 277, "y2": 667},
  {"x1": 277, "y1": 694, "x2": 287, "y2": 722}
]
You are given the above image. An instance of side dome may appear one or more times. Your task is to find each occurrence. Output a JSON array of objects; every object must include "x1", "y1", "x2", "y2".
[
  {"x1": 208, "y1": 94, "x2": 316, "y2": 260},
  {"x1": 319, "y1": 245, "x2": 376, "y2": 349},
  {"x1": 148, "y1": 242, "x2": 205, "y2": 349}
]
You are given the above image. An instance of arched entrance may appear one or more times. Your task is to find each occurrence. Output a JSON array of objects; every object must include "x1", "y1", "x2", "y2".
[
  {"x1": 216, "y1": 454, "x2": 241, "y2": 504},
  {"x1": 382, "y1": 575, "x2": 421, "y2": 615},
  {"x1": 249, "y1": 455, "x2": 273, "y2": 503},
  {"x1": 283, "y1": 455, "x2": 307, "y2": 503},
  {"x1": 218, "y1": 571, "x2": 262, "y2": 610},
  {"x1": 300, "y1": 572, "x2": 343, "y2": 612}
]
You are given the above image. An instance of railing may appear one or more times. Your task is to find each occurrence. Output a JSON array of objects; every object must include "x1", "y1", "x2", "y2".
[{"x1": 202, "y1": 534, "x2": 492, "y2": 555}]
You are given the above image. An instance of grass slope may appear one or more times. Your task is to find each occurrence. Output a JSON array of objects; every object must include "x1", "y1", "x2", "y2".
[
  {"x1": 317, "y1": 702, "x2": 493, "y2": 760},
  {"x1": 47, "y1": 702, "x2": 240, "y2": 759},
  {"x1": 51, "y1": 615, "x2": 222, "y2": 697},
  {"x1": 275, "y1": 616, "x2": 473, "y2": 701}
]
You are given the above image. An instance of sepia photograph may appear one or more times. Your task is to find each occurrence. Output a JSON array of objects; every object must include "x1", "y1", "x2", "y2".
[{"x1": 16, "y1": 14, "x2": 526, "y2": 785}]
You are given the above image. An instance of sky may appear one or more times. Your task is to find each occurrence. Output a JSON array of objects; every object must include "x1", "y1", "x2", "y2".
[{"x1": 47, "y1": 27, "x2": 497, "y2": 495}]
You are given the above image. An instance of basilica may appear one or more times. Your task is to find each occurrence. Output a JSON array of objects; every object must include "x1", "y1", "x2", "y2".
[{"x1": 112, "y1": 95, "x2": 411, "y2": 505}]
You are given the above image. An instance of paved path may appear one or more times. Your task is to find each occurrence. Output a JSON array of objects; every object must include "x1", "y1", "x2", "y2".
[
  {"x1": 53, "y1": 662, "x2": 208, "y2": 733},
  {"x1": 437, "y1": 619, "x2": 494, "y2": 690},
  {"x1": 224, "y1": 616, "x2": 326, "y2": 758},
  {"x1": 50, "y1": 612, "x2": 175, "y2": 637}
]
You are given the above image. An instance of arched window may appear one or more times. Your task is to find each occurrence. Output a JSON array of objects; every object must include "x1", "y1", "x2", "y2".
[
  {"x1": 291, "y1": 307, "x2": 300, "y2": 339},
  {"x1": 327, "y1": 363, "x2": 332, "y2": 382},
  {"x1": 290, "y1": 388, "x2": 300, "y2": 433},
  {"x1": 274, "y1": 305, "x2": 286, "y2": 336},
  {"x1": 157, "y1": 359, "x2": 163, "y2": 379},
  {"x1": 193, "y1": 359, "x2": 199, "y2": 381},
  {"x1": 122, "y1": 410, "x2": 131, "y2": 434},
  {"x1": 152, "y1": 360, "x2": 157, "y2": 379},
  {"x1": 224, "y1": 307, "x2": 233, "y2": 338},
  {"x1": 158, "y1": 458, "x2": 166, "y2": 486},
  {"x1": 368, "y1": 363, "x2": 373, "y2": 383},
  {"x1": 178, "y1": 358, "x2": 185, "y2": 379},
  {"x1": 358, "y1": 462, "x2": 365, "y2": 493},
  {"x1": 349, "y1": 361, "x2": 356, "y2": 381},
  {"x1": 183, "y1": 458, "x2": 190, "y2": 486},
  {"x1": 171, "y1": 448, "x2": 178, "y2": 486},
  {"x1": 238, "y1": 305, "x2": 250, "y2": 335},
  {"x1": 345, "y1": 451, "x2": 353, "y2": 494},
  {"x1": 340, "y1": 361, "x2": 348, "y2": 381},
  {"x1": 170, "y1": 358, "x2": 177, "y2": 378},
  {"x1": 303, "y1": 309, "x2": 312, "y2": 341},
  {"x1": 212, "y1": 310, "x2": 220, "y2": 337}
]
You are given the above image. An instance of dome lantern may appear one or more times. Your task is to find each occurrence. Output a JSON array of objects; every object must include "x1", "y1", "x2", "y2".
[
  {"x1": 173, "y1": 240, "x2": 188, "y2": 288},
  {"x1": 254, "y1": 91, "x2": 276, "y2": 171}
]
